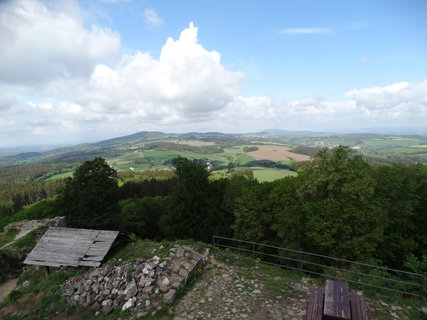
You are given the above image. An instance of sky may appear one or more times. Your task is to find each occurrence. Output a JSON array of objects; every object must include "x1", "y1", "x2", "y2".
[{"x1": 0, "y1": 0, "x2": 427, "y2": 147}]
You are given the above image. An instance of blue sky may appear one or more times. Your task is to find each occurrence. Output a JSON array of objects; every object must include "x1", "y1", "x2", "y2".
[
  {"x1": 84, "y1": 0, "x2": 427, "y2": 99},
  {"x1": 0, "y1": 0, "x2": 426, "y2": 146}
]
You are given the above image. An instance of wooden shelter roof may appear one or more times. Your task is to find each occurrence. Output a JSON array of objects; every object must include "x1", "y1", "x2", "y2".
[{"x1": 24, "y1": 227, "x2": 119, "y2": 268}]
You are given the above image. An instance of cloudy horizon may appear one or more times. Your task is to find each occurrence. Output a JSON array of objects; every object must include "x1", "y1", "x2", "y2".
[{"x1": 0, "y1": 0, "x2": 426, "y2": 147}]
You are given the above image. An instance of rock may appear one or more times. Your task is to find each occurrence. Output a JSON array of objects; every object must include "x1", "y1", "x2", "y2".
[
  {"x1": 101, "y1": 299, "x2": 112, "y2": 306},
  {"x1": 90, "y1": 270, "x2": 101, "y2": 278},
  {"x1": 179, "y1": 268, "x2": 189, "y2": 279},
  {"x1": 160, "y1": 284, "x2": 169, "y2": 293},
  {"x1": 64, "y1": 286, "x2": 75, "y2": 296},
  {"x1": 146, "y1": 300, "x2": 151, "y2": 307},
  {"x1": 253, "y1": 289, "x2": 261, "y2": 294},
  {"x1": 137, "y1": 312, "x2": 148, "y2": 318},
  {"x1": 176, "y1": 248, "x2": 185, "y2": 258},
  {"x1": 142, "y1": 267, "x2": 149, "y2": 275},
  {"x1": 92, "y1": 302, "x2": 101, "y2": 310},
  {"x1": 184, "y1": 261, "x2": 193, "y2": 270},
  {"x1": 163, "y1": 289, "x2": 177, "y2": 304},
  {"x1": 124, "y1": 280, "x2": 137, "y2": 298},
  {"x1": 161, "y1": 277, "x2": 170, "y2": 286},
  {"x1": 122, "y1": 298, "x2": 134, "y2": 311},
  {"x1": 143, "y1": 285, "x2": 154, "y2": 294},
  {"x1": 102, "y1": 305, "x2": 114, "y2": 315}
]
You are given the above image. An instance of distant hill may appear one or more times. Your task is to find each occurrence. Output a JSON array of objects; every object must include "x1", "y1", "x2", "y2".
[{"x1": 1, "y1": 129, "x2": 427, "y2": 167}]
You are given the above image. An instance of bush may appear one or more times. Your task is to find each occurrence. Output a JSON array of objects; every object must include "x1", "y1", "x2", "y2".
[{"x1": 9, "y1": 199, "x2": 57, "y2": 223}]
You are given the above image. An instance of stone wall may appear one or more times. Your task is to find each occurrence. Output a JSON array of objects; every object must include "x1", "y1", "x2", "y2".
[{"x1": 60, "y1": 245, "x2": 208, "y2": 317}]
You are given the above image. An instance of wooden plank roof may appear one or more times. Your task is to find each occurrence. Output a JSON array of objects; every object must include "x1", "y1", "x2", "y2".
[{"x1": 24, "y1": 227, "x2": 119, "y2": 268}]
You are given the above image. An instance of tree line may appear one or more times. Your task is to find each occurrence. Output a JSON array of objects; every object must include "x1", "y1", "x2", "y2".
[{"x1": 6, "y1": 148, "x2": 427, "y2": 272}]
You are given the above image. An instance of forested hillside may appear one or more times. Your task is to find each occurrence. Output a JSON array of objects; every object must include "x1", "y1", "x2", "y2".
[{"x1": 2, "y1": 146, "x2": 425, "y2": 273}]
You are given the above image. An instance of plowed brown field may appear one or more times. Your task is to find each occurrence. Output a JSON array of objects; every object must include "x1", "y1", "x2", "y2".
[{"x1": 247, "y1": 145, "x2": 310, "y2": 162}]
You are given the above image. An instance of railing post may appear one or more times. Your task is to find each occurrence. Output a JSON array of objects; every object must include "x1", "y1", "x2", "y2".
[
  {"x1": 422, "y1": 275, "x2": 426, "y2": 303},
  {"x1": 355, "y1": 264, "x2": 359, "y2": 291},
  {"x1": 253, "y1": 242, "x2": 256, "y2": 267},
  {"x1": 299, "y1": 252, "x2": 303, "y2": 278}
]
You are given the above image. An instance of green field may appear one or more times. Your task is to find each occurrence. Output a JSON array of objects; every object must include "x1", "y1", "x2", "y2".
[
  {"x1": 251, "y1": 167, "x2": 297, "y2": 182},
  {"x1": 46, "y1": 171, "x2": 74, "y2": 180}
]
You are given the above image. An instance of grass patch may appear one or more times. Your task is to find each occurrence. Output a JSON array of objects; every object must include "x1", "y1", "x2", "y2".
[
  {"x1": 11, "y1": 226, "x2": 48, "y2": 250},
  {"x1": 0, "y1": 266, "x2": 85, "y2": 319},
  {"x1": 0, "y1": 228, "x2": 19, "y2": 247},
  {"x1": 107, "y1": 238, "x2": 175, "y2": 263}
]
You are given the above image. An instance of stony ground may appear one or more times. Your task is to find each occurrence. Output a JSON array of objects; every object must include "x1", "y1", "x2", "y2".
[
  {"x1": 172, "y1": 255, "x2": 309, "y2": 320},
  {"x1": 170, "y1": 253, "x2": 425, "y2": 320},
  {"x1": 1, "y1": 239, "x2": 425, "y2": 320}
]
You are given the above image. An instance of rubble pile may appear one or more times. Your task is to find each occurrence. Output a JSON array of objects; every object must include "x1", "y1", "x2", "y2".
[{"x1": 60, "y1": 245, "x2": 207, "y2": 317}]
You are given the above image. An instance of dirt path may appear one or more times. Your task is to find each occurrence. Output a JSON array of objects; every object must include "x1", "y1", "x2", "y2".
[
  {"x1": 1, "y1": 220, "x2": 45, "y2": 249},
  {"x1": 0, "y1": 278, "x2": 18, "y2": 302}
]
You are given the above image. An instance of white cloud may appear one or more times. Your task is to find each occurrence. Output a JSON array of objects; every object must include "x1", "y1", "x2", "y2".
[
  {"x1": 0, "y1": 0, "x2": 120, "y2": 86},
  {"x1": 0, "y1": 20, "x2": 245, "y2": 145},
  {"x1": 280, "y1": 28, "x2": 332, "y2": 35},
  {"x1": 346, "y1": 80, "x2": 427, "y2": 114},
  {"x1": 48, "y1": 22, "x2": 245, "y2": 120},
  {"x1": 144, "y1": 9, "x2": 163, "y2": 26},
  {"x1": 0, "y1": 1, "x2": 425, "y2": 146}
]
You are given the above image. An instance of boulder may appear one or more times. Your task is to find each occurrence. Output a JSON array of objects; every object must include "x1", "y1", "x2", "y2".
[{"x1": 163, "y1": 289, "x2": 177, "y2": 304}]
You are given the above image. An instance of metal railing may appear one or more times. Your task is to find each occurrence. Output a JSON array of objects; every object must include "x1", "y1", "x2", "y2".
[{"x1": 212, "y1": 235, "x2": 426, "y2": 300}]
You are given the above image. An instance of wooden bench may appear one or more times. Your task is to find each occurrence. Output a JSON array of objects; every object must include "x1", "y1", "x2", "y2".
[
  {"x1": 349, "y1": 293, "x2": 368, "y2": 320},
  {"x1": 324, "y1": 280, "x2": 351, "y2": 320},
  {"x1": 307, "y1": 287, "x2": 324, "y2": 320}
]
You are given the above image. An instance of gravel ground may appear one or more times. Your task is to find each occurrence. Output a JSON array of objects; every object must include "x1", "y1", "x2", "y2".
[{"x1": 172, "y1": 255, "x2": 309, "y2": 320}]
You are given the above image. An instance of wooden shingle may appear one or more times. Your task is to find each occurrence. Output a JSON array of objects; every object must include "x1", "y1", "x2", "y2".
[{"x1": 24, "y1": 227, "x2": 119, "y2": 268}]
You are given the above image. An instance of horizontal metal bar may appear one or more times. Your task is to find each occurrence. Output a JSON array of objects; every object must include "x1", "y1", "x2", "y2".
[
  {"x1": 213, "y1": 236, "x2": 425, "y2": 298},
  {"x1": 213, "y1": 236, "x2": 426, "y2": 279},
  {"x1": 215, "y1": 243, "x2": 421, "y2": 289},
  {"x1": 215, "y1": 250, "x2": 422, "y2": 298}
]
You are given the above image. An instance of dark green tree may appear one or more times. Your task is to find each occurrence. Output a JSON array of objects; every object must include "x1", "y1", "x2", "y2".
[
  {"x1": 297, "y1": 146, "x2": 385, "y2": 262},
  {"x1": 56, "y1": 157, "x2": 119, "y2": 229},
  {"x1": 159, "y1": 157, "x2": 227, "y2": 242},
  {"x1": 232, "y1": 181, "x2": 276, "y2": 243},
  {"x1": 373, "y1": 163, "x2": 427, "y2": 268},
  {"x1": 270, "y1": 176, "x2": 304, "y2": 250},
  {"x1": 118, "y1": 197, "x2": 166, "y2": 239}
]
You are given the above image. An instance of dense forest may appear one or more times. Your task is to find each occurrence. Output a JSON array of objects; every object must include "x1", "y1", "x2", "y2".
[{"x1": 1, "y1": 147, "x2": 426, "y2": 273}]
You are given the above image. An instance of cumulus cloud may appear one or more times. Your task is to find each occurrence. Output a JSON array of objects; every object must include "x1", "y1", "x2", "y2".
[
  {"x1": 144, "y1": 9, "x2": 163, "y2": 26},
  {"x1": 346, "y1": 80, "x2": 427, "y2": 114},
  {"x1": 0, "y1": 0, "x2": 425, "y2": 146},
  {"x1": 47, "y1": 22, "x2": 244, "y2": 120},
  {"x1": 0, "y1": 0, "x2": 120, "y2": 85}
]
